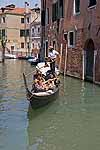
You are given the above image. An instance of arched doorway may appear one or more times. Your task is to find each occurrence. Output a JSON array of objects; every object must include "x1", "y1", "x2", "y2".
[{"x1": 84, "y1": 39, "x2": 95, "y2": 82}]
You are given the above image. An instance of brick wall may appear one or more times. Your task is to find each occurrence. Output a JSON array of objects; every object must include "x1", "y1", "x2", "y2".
[{"x1": 41, "y1": 0, "x2": 100, "y2": 83}]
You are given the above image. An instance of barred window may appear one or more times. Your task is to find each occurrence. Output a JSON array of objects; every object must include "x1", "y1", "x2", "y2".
[
  {"x1": 21, "y1": 18, "x2": 24, "y2": 23},
  {"x1": 74, "y1": 0, "x2": 80, "y2": 15},
  {"x1": 68, "y1": 31, "x2": 75, "y2": 48},
  {"x1": 88, "y1": 0, "x2": 96, "y2": 7},
  {"x1": 20, "y1": 30, "x2": 25, "y2": 37},
  {"x1": 21, "y1": 43, "x2": 24, "y2": 48}
]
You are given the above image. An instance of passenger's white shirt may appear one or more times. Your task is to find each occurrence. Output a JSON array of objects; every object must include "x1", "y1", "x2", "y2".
[{"x1": 48, "y1": 50, "x2": 59, "y2": 59}]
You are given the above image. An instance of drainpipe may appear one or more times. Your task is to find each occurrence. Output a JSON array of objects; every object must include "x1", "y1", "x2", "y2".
[
  {"x1": 82, "y1": 50, "x2": 87, "y2": 81},
  {"x1": 82, "y1": 50, "x2": 85, "y2": 80},
  {"x1": 93, "y1": 50, "x2": 97, "y2": 82}
]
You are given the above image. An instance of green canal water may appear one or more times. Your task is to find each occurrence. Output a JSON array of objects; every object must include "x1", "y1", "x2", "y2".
[{"x1": 0, "y1": 59, "x2": 100, "y2": 150}]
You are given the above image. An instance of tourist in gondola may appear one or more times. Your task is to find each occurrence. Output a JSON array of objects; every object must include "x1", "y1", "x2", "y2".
[{"x1": 31, "y1": 70, "x2": 43, "y2": 91}]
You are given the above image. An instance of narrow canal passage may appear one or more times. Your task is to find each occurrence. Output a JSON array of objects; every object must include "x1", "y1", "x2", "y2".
[{"x1": 0, "y1": 59, "x2": 100, "y2": 150}]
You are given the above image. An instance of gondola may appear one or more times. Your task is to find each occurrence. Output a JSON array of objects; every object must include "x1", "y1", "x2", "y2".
[
  {"x1": 30, "y1": 59, "x2": 39, "y2": 65},
  {"x1": 28, "y1": 57, "x2": 39, "y2": 66},
  {"x1": 23, "y1": 73, "x2": 59, "y2": 109}
]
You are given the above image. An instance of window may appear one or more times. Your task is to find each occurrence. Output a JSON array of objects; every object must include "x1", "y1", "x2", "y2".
[
  {"x1": 2, "y1": 29, "x2": 5, "y2": 37},
  {"x1": 47, "y1": 8, "x2": 49, "y2": 24},
  {"x1": 41, "y1": 10, "x2": 45, "y2": 26},
  {"x1": 52, "y1": 2, "x2": 58, "y2": 22},
  {"x1": 21, "y1": 18, "x2": 24, "y2": 23},
  {"x1": 42, "y1": 0, "x2": 44, "y2": 8},
  {"x1": 3, "y1": 17, "x2": 5, "y2": 23},
  {"x1": 46, "y1": 8, "x2": 49, "y2": 24},
  {"x1": 21, "y1": 43, "x2": 24, "y2": 48},
  {"x1": 11, "y1": 46, "x2": 14, "y2": 50},
  {"x1": 26, "y1": 29, "x2": 29, "y2": 36},
  {"x1": 74, "y1": 0, "x2": 80, "y2": 15},
  {"x1": 20, "y1": 30, "x2": 25, "y2": 37},
  {"x1": 0, "y1": 29, "x2": 5, "y2": 38},
  {"x1": 20, "y1": 29, "x2": 29, "y2": 37},
  {"x1": 59, "y1": 0, "x2": 64, "y2": 18},
  {"x1": 38, "y1": 27, "x2": 40, "y2": 33},
  {"x1": 32, "y1": 43, "x2": 34, "y2": 48},
  {"x1": 0, "y1": 29, "x2": 5, "y2": 39},
  {"x1": 32, "y1": 28, "x2": 34, "y2": 33},
  {"x1": 27, "y1": 17, "x2": 29, "y2": 23},
  {"x1": 27, "y1": 42, "x2": 29, "y2": 49},
  {"x1": 88, "y1": 0, "x2": 96, "y2": 7},
  {"x1": 68, "y1": 31, "x2": 75, "y2": 47}
]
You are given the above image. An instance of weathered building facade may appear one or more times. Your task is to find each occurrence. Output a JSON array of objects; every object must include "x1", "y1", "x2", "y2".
[
  {"x1": 30, "y1": 8, "x2": 41, "y2": 56},
  {"x1": 0, "y1": 4, "x2": 30, "y2": 56},
  {"x1": 0, "y1": 4, "x2": 41, "y2": 57},
  {"x1": 41, "y1": 0, "x2": 100, "y2": 84}
]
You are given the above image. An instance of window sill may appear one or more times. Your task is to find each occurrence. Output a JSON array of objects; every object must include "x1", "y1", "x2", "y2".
[
  {"x1": 68, "y1": 45, "x2": 75, "y2": 48},
  {"x1": 88, "y1": 5, "x2": 96, "y2": 10},
  {"x1": 73, "y1": 12, "x2": 80, "y2": 16}
]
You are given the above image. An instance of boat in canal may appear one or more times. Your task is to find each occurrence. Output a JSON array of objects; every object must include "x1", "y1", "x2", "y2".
[
  {"x1": 23, "y1": 71, "x2": 60, "y2": 109},
  {"x1": 28, "y1": 57, "x2": 39, "y2": 66},
  {"x1": 5, "y1": 53, "x2": 17, "y2": 59}
]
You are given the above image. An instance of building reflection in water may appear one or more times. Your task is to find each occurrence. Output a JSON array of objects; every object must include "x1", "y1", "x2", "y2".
[
  {"x1": 26, "y1": 75, "x2": 100, "y2": 150},
  {"x1": 27, "y1": 104, "x2": 51, "y2": 150},
  {"x1": 0, "y1": 62, "x2": 7, "y2": 102}
]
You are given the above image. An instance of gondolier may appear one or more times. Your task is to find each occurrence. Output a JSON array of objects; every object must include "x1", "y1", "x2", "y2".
[{"x1": 48, "y1": 46, "x2": 59, "y2": 73}]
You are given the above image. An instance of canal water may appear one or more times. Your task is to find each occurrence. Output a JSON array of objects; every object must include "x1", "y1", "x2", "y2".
[{"x1": 0, "y1": 59, "x2": 100, "y2": 150}]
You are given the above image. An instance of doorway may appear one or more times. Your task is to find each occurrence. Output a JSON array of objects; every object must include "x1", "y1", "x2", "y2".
[
  {"x1": 84, "y1": 39, "x2": 94, "y2": 82},
  {"x1": 45, "y1": 40, "x2": 48, "y2": 57}
]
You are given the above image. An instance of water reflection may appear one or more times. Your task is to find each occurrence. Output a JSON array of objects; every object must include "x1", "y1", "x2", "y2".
[
  {"x1": 0, "y1": 60, "x2": 100, "y2": 150},
  {"x1": 0, "y1": 63, "x2": 8, "y2": 113},
  {"x1": 27, "y1": 76, "x2": 100, "y2": 150}
]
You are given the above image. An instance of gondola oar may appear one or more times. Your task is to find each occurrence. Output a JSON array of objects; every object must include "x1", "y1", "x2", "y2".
[{"x1": 23, "y1": 73, "x2": 32, "y2": 97}]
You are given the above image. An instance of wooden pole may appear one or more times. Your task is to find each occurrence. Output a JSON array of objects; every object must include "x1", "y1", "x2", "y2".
[
  {"x1": 1, "y1": 38, "x2": 6, "y2": 63},
  {"x1": 1, "y1": 8, "x2": 6, "y2": 63},
  {"x1": 2, "y1": 46, "x2": 5, "y2": 63},
  {"x1": 64, "y1": 44, "x2": 68, "y2": 77},
  {"x1": 59, "y1": 43, "x2": 63, "y2": 72},
  {"x1": 82, "y1": 50, "x2": 85, "y2": 80},
  {"x1": 0, "y1": 50, "x2": 2, "y2": 62}
]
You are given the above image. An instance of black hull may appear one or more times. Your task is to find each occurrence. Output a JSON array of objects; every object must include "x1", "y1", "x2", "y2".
[
  {"x1": 27, "y1": 88, "x2": 59, "y2": 109},
  {"x1": 18, "y1": 56, "x2": 27, "y2": 60},
  {"x1": 30, "y1": 61, "x2": 38, "y2": 66},
  {"x1": 5, "y1": 57, "x2": 16, "y2": 59}
]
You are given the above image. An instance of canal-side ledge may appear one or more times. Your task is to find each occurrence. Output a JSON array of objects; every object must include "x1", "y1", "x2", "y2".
[
  {"x1": 94, "y1": 81, "x2": 100, "y2": 86},
  {"x1": 60, "y1": 71, "x2": 81, "y2": 80},
  {"x1": 60, "y1": 70, "x2": 100, "y2": 87}
]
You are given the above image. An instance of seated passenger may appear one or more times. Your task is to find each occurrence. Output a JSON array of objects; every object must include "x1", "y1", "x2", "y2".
[
  {"x1": 48, "y1": 80, "x2": 55, "y2": 90},
  {"x1": 32, "y1": 70, "x2": 45, "y2": 92},
  {"x1": 54, "y1": 77, "x2": 60, "y2": 87},
  {"x1": 34, "y1": 80, "x2": 46, "y2": 92},
  {"x1": 33, "y1": 70, "x2": 42, "y2": 80}
]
